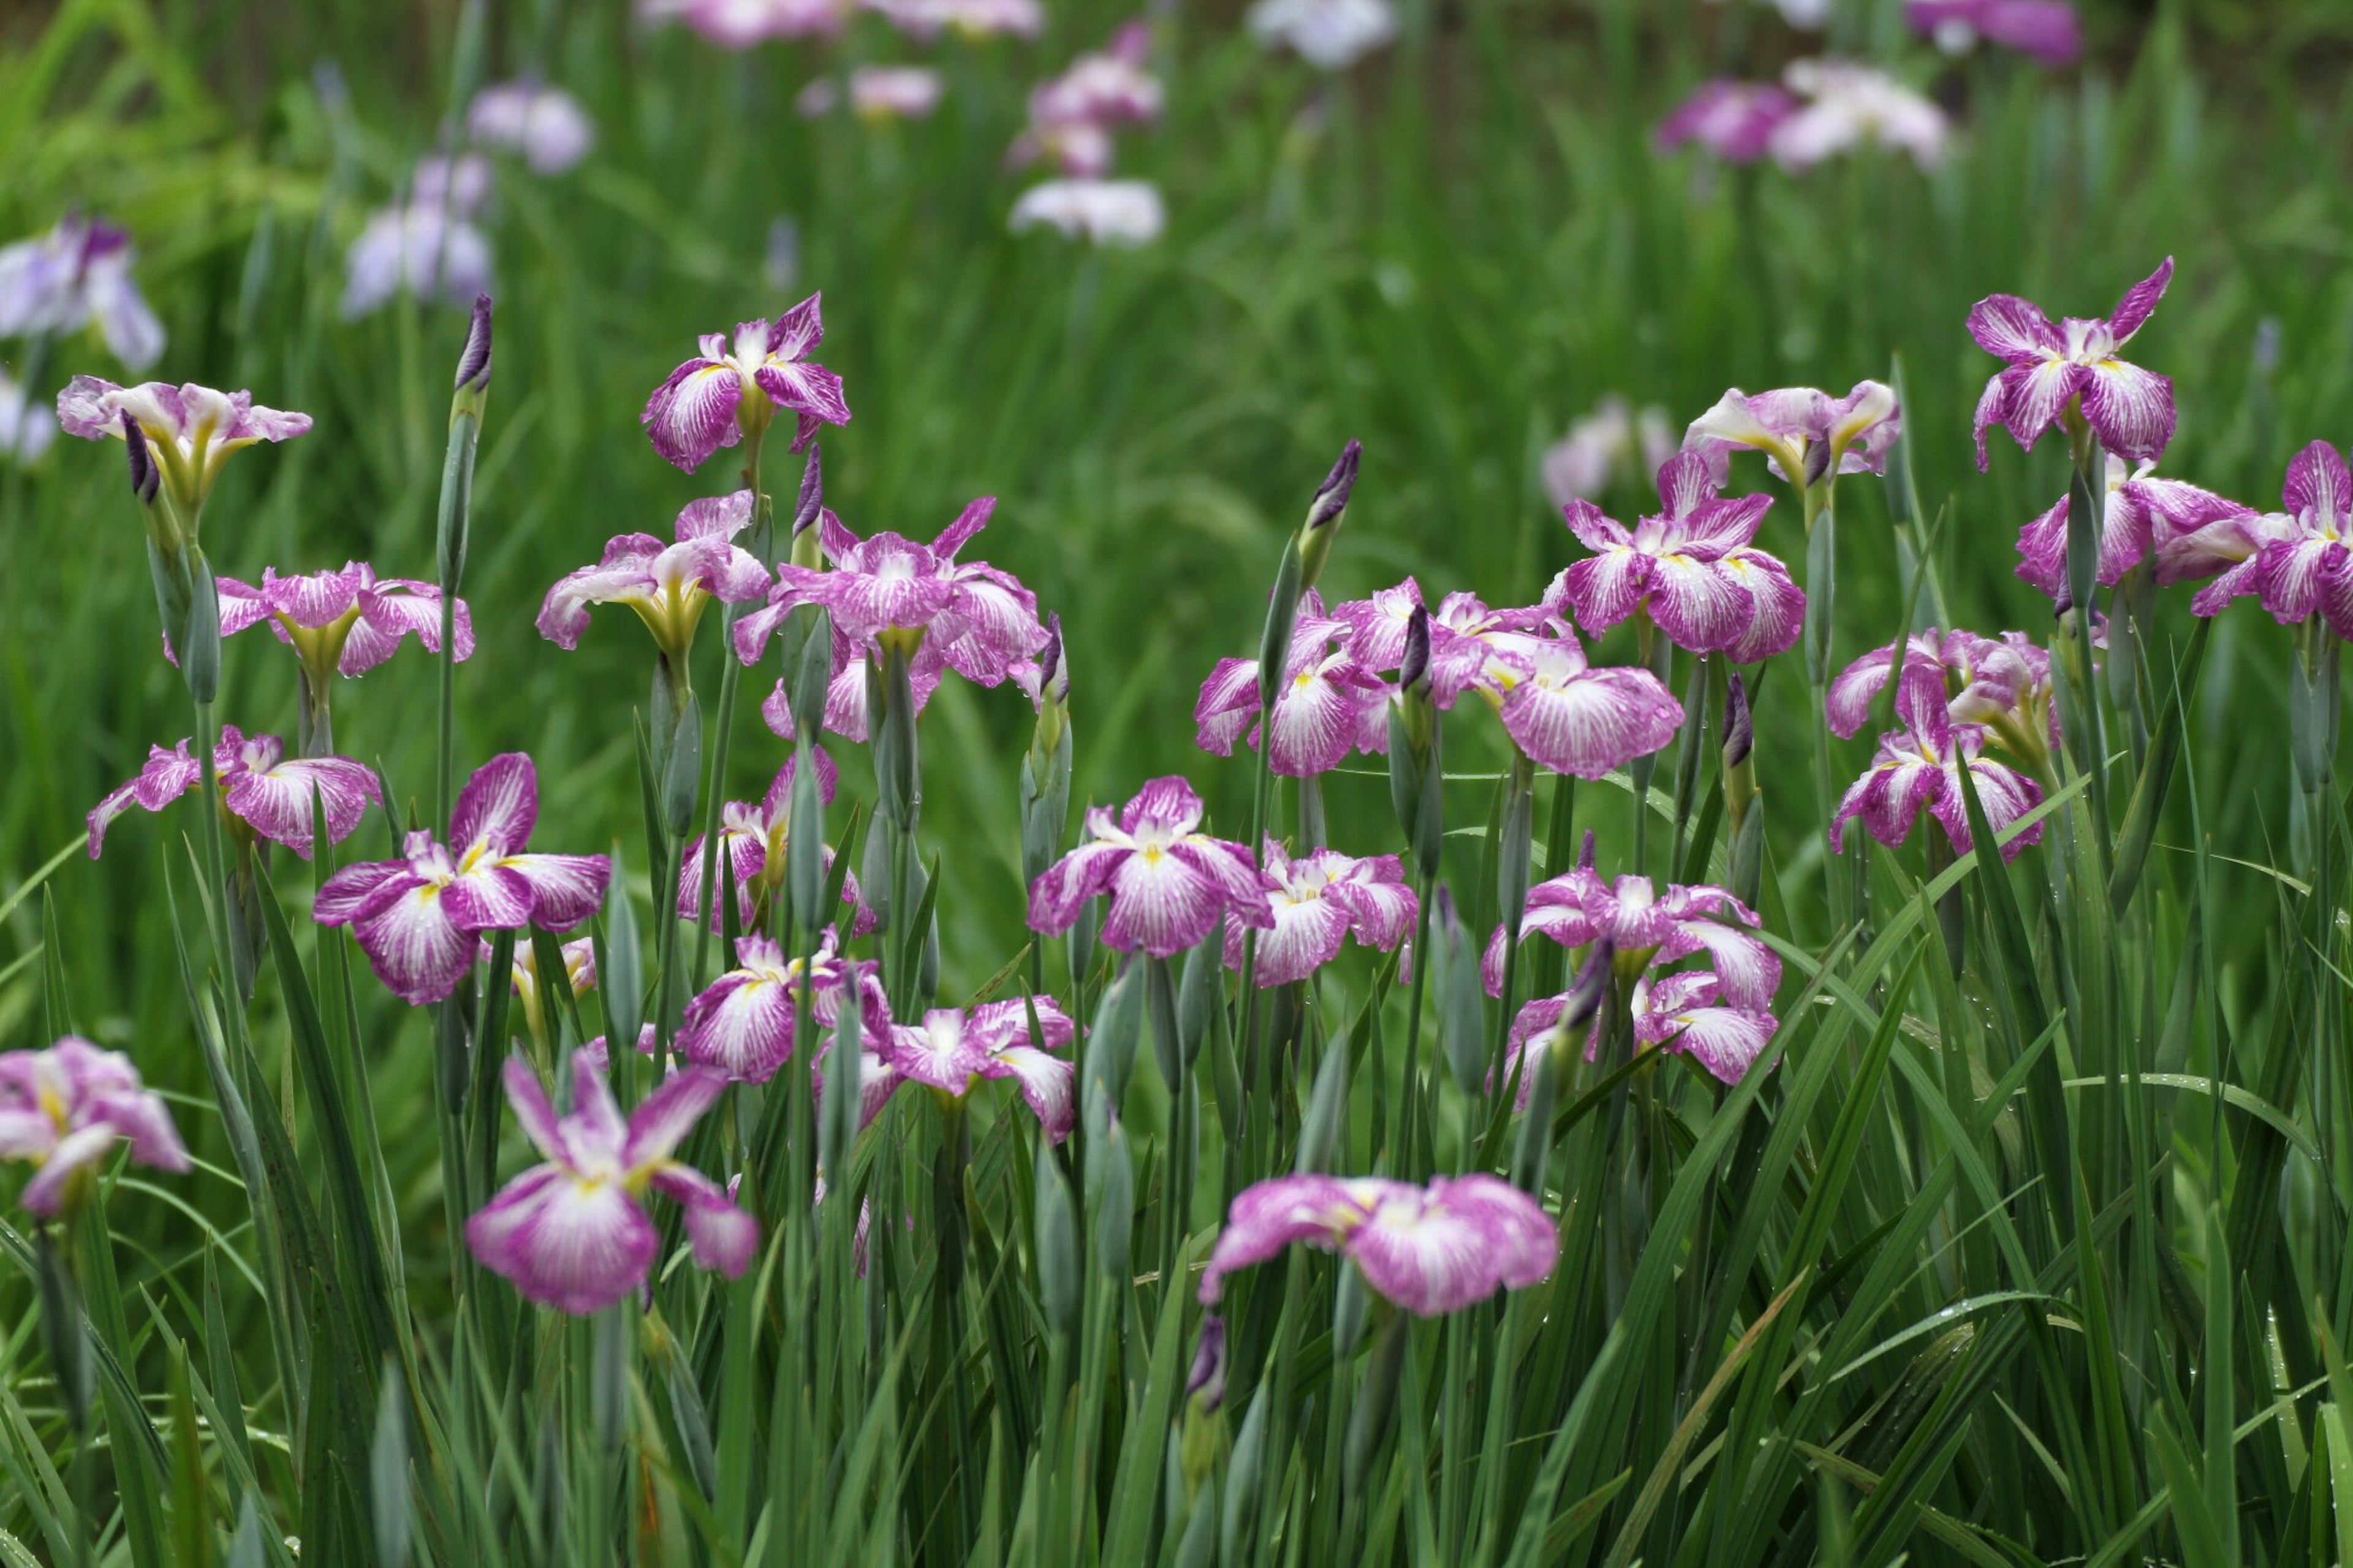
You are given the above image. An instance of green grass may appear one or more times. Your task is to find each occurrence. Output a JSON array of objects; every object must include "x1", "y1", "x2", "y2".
[{"x1": 10, "y1": 0, "x2": 2353, "y2": 1563}]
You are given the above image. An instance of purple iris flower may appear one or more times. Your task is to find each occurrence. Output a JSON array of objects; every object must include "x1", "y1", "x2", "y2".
[
  {"x1": 676, "y1": 930, "x2": 893, "y2": 1084},
  {"x1": 1906, "y1": 0, "x2": 2082, "y2": 64},
  {"x1": 1485, "y1": 863, "x2": 1779, "y2": 1010},
  {"x1": 314, "y1": 754, "x2": 612, "y2": 1006},
  {"x1": 760, "y1": 634, "x2": 948, "y2": 746},
  {"x1": 1969, "y1": 259, "x2": 2177, "y2": 469},
  {"x1": 56, "y1": 377, "x2": 309, "y2": 515},
  {"x1": 1506, "y1": 968, "x2": 1777, "y2": 1090},
  {"x1": 1683, "y1": 381, "x2": 1902, "y2": 487},
  {"x1": 466, "y1": 1051, "x2": 756, "y2": 1315},
  {"x1": 0, "y1": 215, "x2": 165, "y2": 371},
  {"x1": 675, "y1": 756, "x2": 875, "y2": 934},
  {"x1": 883, "y1": 999, "x2": 1079, "y2": 1142},
  {"x1": 2013, "y1": 452, "x2": 2252, "y2": 600},
  {"x1": 638, "y1": 0, "x2": 852, "y2": 47},
  {"x1": 2180, "y1": 440, "x2": 2353, "y2": 638},
  {"x1": 1548, "y1": 452, "x2": 1805, "y2": 662},
  {"x1": 1832, "y1": 665, "x2": 2045, "y2": 861},
  {"x1": 1194, "y1": 593, "x2": 1388, "y2": 776},
  {"x1": 88, "y1": 725, "x2": 381, "y2": 861},
  {"x1": 642, "y1": 295, "x2": 849, "y2": 471},
  {"x1": 0, "y1": 1037, "x2": 189, "y2": 1218},
  {"x1": 1464, "y1": 621, "x2": 1687, "y2": 779},
  {"x1": 1655, "y1": 80, "x2": 1797, "y2": 163},
  {"x1": 1221, "y1": 843, "x2": 1416, "y2": 987},
  {"x1": 539, "y1": 491, "x2": 773, "y2": 657},
  {"x1": 1007, "y1": 21, "x2": 1162, "y2": 176},
  {"x1": 1198, "y1": 1172, "x2": 1558, "y2": 1316},
  {"x1": 209, "y1": 562, "x2": 473, "y2": 677},
  {"x1": 1827, "y1": 627, "x2": 2059, "y2": 770},
  {"x1": 467, "y1": 81, "x2": 596, "y2": 175},
  {"x1": 1026, "y1": 777, "x2": 1271, "y2": 960},
  {"x1": 738, "y1": 498, "x2": 1047, "y2": 686},
  {"x1": 1328, "y1": 581, "x2": 1548, "y2": 706}
]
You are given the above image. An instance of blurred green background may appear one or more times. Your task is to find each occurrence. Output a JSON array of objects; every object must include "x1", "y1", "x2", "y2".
[{"x1": 1, "y1": 0, "x2": 2346, "y2": 1279}]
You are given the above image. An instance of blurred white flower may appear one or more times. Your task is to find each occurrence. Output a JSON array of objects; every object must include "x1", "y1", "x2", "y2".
[
  {"x1": 0, "y1": 368, "x2": 56, "y2": 463},
  {"x1": 1010, "y1": 180, "x2": 1165, "y2": 247},
  {"x1": 468, "y1": 81, "x2": 597, "y2": 174},
  {"x1": 412, "y1": 154, "x2": 495, "y2": 219},
  {"x1": 1770, "y1": 60, "x2": 1949, "y2": 170},
  {"x1": 1542, "y1": 397, "x2": 1675, "y2": 507},
  {"x1": 639, "y1": 0, "x2": 852, "y2": 46},
  {"x1": 798, "y1": 66, "x2": 947, "y2": 120},
  {"x1": 0, "y1": 216, "x2": 166, "y2": 372},
  {"x1": 343, "y1": 203, "x2": 494, "y2": 319},
  {"x1": 1247, "y1": 0, "x2": 1397, "y2": 70}
]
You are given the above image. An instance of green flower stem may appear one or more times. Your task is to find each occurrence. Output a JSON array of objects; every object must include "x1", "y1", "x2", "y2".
[{"x1": 689, "y1": 431, "x2": 771, "y2": 990}]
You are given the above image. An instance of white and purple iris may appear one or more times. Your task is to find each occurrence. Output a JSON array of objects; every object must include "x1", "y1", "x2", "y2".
[
  {"x1": 675, "y1": 755, "x2": 873, "y2": 934},
  {"x1": 1770, "y1": 60, "x2": 1950, "y2": 172},
  {"x1": 342, "y1": 159, "x2": 496, "y2": 320},
  {"x1": 1245, "y1": 0, "x2": 1398, "y2": 71},
  {"x1": 760, "y1": 634, "x2": 948, "y2": 746},
  {"x1": 1485, "y1": 864, "x2": 1781, "y2": 1013},
  {"x1": 1906, "y1": 0, "x2": 2082, "y2": 64},
  {"x1": 1832, "y1": 665, "x2": 2045, "y2": 861},
  {"x1": 314, "y1": 754, "x2": 611, "y2": 1006},
  {"x1": 88, "y1": 726, "x2": 381, "y2": 862},
  {"x1": 1193, "y1": 594, "x2": 1387, "y2": 778},
  {"x1": 1684, "y1": 381, "x2": 1903, "y2": 488},
  {"x1": 1009, "y1": 22, "x2": 1161, "y2": 178},
  {"x1": 637, "y1": 0, "x2": 852, "y2": 47},
  {"x1": 865, "y1": 0, "x2": 1045, "y2": 40},
  {"x1": 2014, "y1": 452, "x2": 2251, "y2": 600},
  {"x1": 56, "y1": 377, "x2": 311, "y2": 516},
  {"x1": 1506, "y1": 967, "x2": 1778, "y2": 1089},
  {"x1": 1007, "y1": 181, "x2": 1167, "y2": 248},
  {"x1": 466, "y1": 80, "x2": 596, "y2": 175},
  {"x1": 2178, "y1": 440, "x2": 2353, "y2": 640},
  {"x1": 1969, "y1": 258, "x2": 2177, "y2": 469},
  {"x1": 538, "y1": 491, "x2": 773, "y2": 659},
  {"x1": 466, "y1": 1051, "x2": 756, "y2": 1316},
  {"x1": 677, "y1": 929, "x2": 893, "y2": 1084},
  {"x1": 1221, "y1": 843, "x2": 1416, "y2": 987},
  {"x1": 213, "y1": 562, "x2": 472, "y2": 678},
  {"x1": 1464, "y1": 620, "x2": 1687, "y2": 780},
  {"x1": 1549, "y1": 452, "x2": 1805, "y2": 662},
  {"x1": 1199, "y1": 1173, "x2": 1558, "y2": 1316},
  {"x1": 882, "y1": 999, "x2": 1078, "y2": 1142},
  {"x1": 643, "y1": 295, "x2": 850, "y2": 471},
  {"x1": 1542, "y1": 396, "x2": 1676, "y2": 506},
  {"x1": 1827, "y1": 626, "x2": 2059, "y2": 769},
  {"x1": 0, "y1": 214, "x2": 165, "y2": 371},
  {"x1": 1654, "y1": 80, "x2": 1796, "y2": 164},
  {"x1": 0, "y1": 1036, "x2": 189, "y2": 1219},
  {"x1": 1028, "y1": 777, "x2": 1272, "y2": 960}
]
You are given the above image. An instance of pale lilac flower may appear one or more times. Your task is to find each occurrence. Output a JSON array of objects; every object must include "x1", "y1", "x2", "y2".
[
  {"x1": 1506, "y1": 969, "x2": 1776, "y2": 1091},
  {"x1": 1547, "y1": 452, "x2": 1804, "y2": 662},
  {"x1": 1485, "y1": 864, "x2": 1780, "y2": 1010},
  {"x1": 638, "y1": 0, "x2": 851, "y2": 45},
  {"x1": 340, "y1": 201, "x2": 494, "y2": 319},
  {"x1": 1654, "y1": 81, "x2": 1797, "y2": 164},
  {"x1": 538, "y1": 491, "x2": 771, "y2": 657},
  {"x1": 87, "y1": 725, "x2": 381, "y2": 860},
  {"x1": 865, "y1": 0, "x2": 1044, "y2": 38},
  {"x1": 676, "y1": 930, "x2": 893, "y2": 1083},
  {"x1": 1542, "y1": 397, "x2": 1676, "y2": 505},
  {"x1": 1009, "y1": 181, "x2": 1166, "y2": 248},
  {"x1": 0, "y1": 216, "x2": 165, "y2": 371},
  {"x1": 2183, "y1": 440, "x2": 2353, "y2": 637},
  {"x1": 1906, "y1": 0, "x2": 2081, "y2": 64},
  {"x1": 1221, "y1": 843, "x2": 1415, "y2": 987},
  {"x1": 1009, "y1": 22, "x2": 1161, "y2": 175},
  {"x1": 55, "y1": 378, "x2": 310, "y2": 513},
  {"x1": 882, "y1": 999, "x2": 1078, "y2": 1141},
  {"x1": 466, "y1": 1051, "x2": 756, "y2": 1314},
  {"x1": 0, "y1": 1037, "x2": 189, "y2": 1218},
  {"x1": 2013, "y1": 452, "x2": 2251, "y2": 599},
  {"x1": 1684, "y1": 381, "x2": 1902, "y2": 487},
  {"x1": 1199, "y1": 1173, "x2": 1558, "y2": 1316},
  {"x1": 1246, "y1": 0, "x2": 1398, "y2": 70},
  {"x1": 0, "y1": 368, "x2": 56, "y2": 462},
  {"x1": 314, "y1": 754, "x2": 612, "y2": 1006},
  {"x1": 468, "y1": 81, "x2": 597, "y2": 174},
  {"x1": 798, "y1": 67, "x2": 947, "y2": 121},
  {"x1": 1770, "y1": 60, "x2": 1950, "y2": 172},
  {"x1": 1969, "y1": 259, "x2": 2176, "y2": 469},
  {"x1": 676, "y1": 755, "x2": 877, "y2": 934},
  {"x1": 1194, "y1": 596, "x2": 1387, "y2": 777},
  {"x1": 760, "y1": 635, "x2": 947, "y2": 746},
  {"x1": 210, "y1": 561, "x2": 472, "y2": 677},
  {"x1": 1827, "y1": 628, "x2": 2061, "y2": 772},
  {"x1": 1833, "y1": 665, "x2": 2045, "y2": 860},
  {"x1": 740, "y1": 498, "x2": 1047, "y2": 685},
  {"x1": 1462, "y1": 621, "x2": 1686, "y2": 779},
  {"x1": 642, "y1": 295, "x2": 849, "y2": 471},
  {"x1": 1027, "y1": 777, "x2": 1272, "y2": 959},
  {"x1": 413, "y1": 154, "x2": 494, "y2": 216}
]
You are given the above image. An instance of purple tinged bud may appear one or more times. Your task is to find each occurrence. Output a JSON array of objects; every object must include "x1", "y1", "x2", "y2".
[
  {"x1": 1576, "y1": 828, "x2": 1597, "y2": 874},
  {"x1": 121, "y1": 410, "x2": 157, "y2": 506},
  {"x1": 1039, "y1": 612, "x2": 1068, "y2": 706},
  {"x1": 1722, "y1": 672, "x2": 1754, "y2": 770},
  {"x1": 794, "y1": 443, "x2": 824, "y2": 537},
  {"x1": 1400, "y1": 605, "x2": 1431, "y2": 698},
  {"x1": 1186, "y1": 1314, "x2": 1227, "y2": 1412},
  {"x1": 1306, "y1": 439, "x2": 1363, "y2": 535},
  {"x1": 1802, "y1": 434, "x2": 1834, "y2": 488},
  {"x1": 455, "y1": 295, "x2": 493, "y2": 393},
  {"x1": 1564, "y1": 938, "x2": 1612, "y2": 1034}
]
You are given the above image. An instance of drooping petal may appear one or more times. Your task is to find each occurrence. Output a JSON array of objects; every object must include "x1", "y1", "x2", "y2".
[
  {"x1": 1652, "y1": 1004, "x2": 1779, "y2": 1085},
  {"x1": 1499, "y1": 664, "x2": 1683, "y2": 780},
  {"x1": 1991, "y1": 358, "x2": 2085, "y2": 457},
  {"x1": 642, "y1": 357, "x2": 743, "y2": 472},
  {"x1": 1645, "y1": 555, "x2": 1750, "y2": 653},
  {"x1": 350, "y1": 882, "x2": 480, "y2": 1005},
  {"x1": 313, "y1": 860, "x2": 414, "y2": 925},
  {"x1": 646, "y1": 1165, "x2": 760, "y2": 1277},
  {"x1": 1715, "y1": 551, "x2": 1806, "y2": 664},
  {"x1": 1553, "y1": 549, "x2": 1648, "y2": 636},
  {"x1": 499, "y1": 854, "x2": 612, "y2": 931},
  {"x1": 1198, "y1": 1174, "x2": 1364, "y2": 1303},
  {"x1": 1192, "y1": 657, "x2": 1263, "y2": 756},
  {"x1": 678, "y1": 971, "x2": 799, "y2": 1083},
  {"x1": 223, "y1": 756, "x2": 381, "y2": 859},
  {"x1": 1344, "y1": 1175, "x2": 1559, "y2": 1315},
  {"x1": 980, "y1": 1045, "x2": 1077, "y2": 1142},
  {"x1": 1027, "y1": 839, "x2": 1127, "y2": 936},
  {"x1": 624, "y1": 1067, "x2": 729, "y2": 1168},
  {"x1": 1101, "y1": 848, "x2": 1229, "y2": 958},
  {"x1": 466, "y1": 1165, "x2": 659, "y2": 1315},
  {"x1": 1662, "y1": 920, "x2": 1781, "y2": 1010},
  {"x1": 19, "y1": 1124, "x2": 119, "y2": 1216},
  {"x1": 1249, "y1": 895, "x2": 1352, "y2": 987}
]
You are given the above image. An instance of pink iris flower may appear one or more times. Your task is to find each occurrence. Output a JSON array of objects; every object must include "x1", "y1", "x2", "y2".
[
  {"x1": 1485, "y1": 863, "x2": 1779, "y2": 1012},
  {"x1": 1683, "y1": 381, "x2": 1903, "y2": 487},
  {"x1": 1199, "y1": 1172, "x2": 1558, "y2": 1316},
  {"x1": 1464, "y1": 621, "x2": 1687, "y2": 779},
  {"x1": 1193, "y1": 594, "x2": 1387, "y2": 776},
  {"x1": 675, "y1": 754, "x2": 874, "y2": 934},
  {"x1": 642, "y1": 294, "x2": 849, "y2": 471},
  {"x1": 1506, "y1": 968, "x2": 1778, "y2": 1091},
  {"x1": 676, "y1": 929, "x2": 893, "y2": 1084},
  {"x1": 1548, "y1": 452, "x2": 1805, "y2": 661},
  {"x1": 1008, "y1": 21, "x2": 1161, "y2": 177},
  {"x1": 0, "y1": 1037, "x2": 189, "y2": 1218},
  {"x1": 1827, "y1": 626, "x2": 2059, "y2": 769},
  {"x1": 1906, "y1": 0, "x2": 2081, "y2": 64},
  {"x1": 466, "y1": 1051, "x2": 756, "y2": 1315},
  {"x1": 88, "y1": 725, "x2": 381, "y2": 861},
  {"x1": 1969, "y1": 259, "x2": 2176, "y2": 469},
  {"x1": 1330, "y1": 580, "x2": 1538, "y2": 705},
  {"x1": 2179, "y1": 440, "x2": 2353, "y2": 637},
  {"x1": 760, "y1": 632, "x2": 947, "y2": 746},
  {"x1": 210, "y1": 562, "x2": 472, "y2": 678},
  {"x1": 637, "y1": 0, "x2": 852, "y2": 46},
  {"x1": 1221, "y1": 843, "x2": 1416, "y2": 987},
  {"x1": 2014, "y1": 452, "x2": 2252, "y2": 600},
  {"x1": 737, "y1": 498, "x2": 1047, "y2": 686},
  {"x1": 56, "y1": 377, "x2": 309, "y2": 514},
  {"x1": 539, "y1": 491, "x2": 772, "y2": 657},
  {"x1": 314, "y1": 754, "x2": 611, "y2": 1006},
  {"x1": 882, "y1": 999, "x2": 1079, "y2": 1142},
  {"x1": 466, "y1": 81, "x2": 596, "y2": 175},
  {"x1": 1832, "y1": 665, "x2": 2045, "y2": 861},
  {"x1": 1654, "y1": 80, "x2": 1797, "y2": 163},
  {"x1": 1026, "y1": 777, "x2": 1272, "y2": 960}
]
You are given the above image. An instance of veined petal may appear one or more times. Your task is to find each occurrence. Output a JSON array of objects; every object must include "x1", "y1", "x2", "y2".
[
  {"x1": 224, "y1": 755, "x2": 381, "y2": 858},
  {"x1": 455, "y1": 753, "x2": 540, "y2": 857},
  {"x1": 2284, "y1": 441, "x2": 2352, "y2": 530},
  {"x1": 1199, "y1": 1175, "x2": 1363, "y2": 1303},
  {"x1": 352, "y1": 883, "x2": 480, "y2": 1005},
  {"x1": 1499, "y1": 664, "x2": 1683, "y2": 780},
  {"x1": 1193, "y1": 657, "x2": 1263, "y2": 756},
  {"x1": 1645, "y1": 555, "x2": 1749, "y2": 653},
  {"x1": 678, "y1": 971, "x2": 799, "y2": 1083},
  {"x1": 2107, "y1": 257, "x2": 2173, "y2": 343},
  {"x1": 1344, "y1": 1175, "x2": 1558, "y2": 1314},
  {"x1": 1027, "y1": 839, "x2": 1127, "y2": 936},
  {"x1": 1251, "y1": 895, "x2": 1352, "y2": 987},
  {"x1": 313, "y1": 860, "x2": 413, "y2": 925},
  {"x1": 979, "y1": 1045, "x2": 1077, "y2": 1142},
  {"x1": 642, "y1": 358, "x2": 743, "y2": 473},
  {"x1": 1716, "y1": 551, "x2": 1806, "y2": 663},
  {"x1": 1662, "y1": 921, "x2": 1780, "y2": 1010},
  {"x1": 501, "y1": 854, "x2": 612, "y2": 931},
  {"x1": 501, "y1": 1055, "x2": 569, "y2": 1164},
  {"x1": 753, "y1": 358, "x2": 850, "y2": 431},
  {"x1": 349, "y1": 581, "x2": 472, "y2": 674},
  {"x1": 2080, "y1": 359, "x2": 2175, "y2": 465},
  {"x1": 1653, "y1": 1004, "x2": 1778, "y2": 1084},
  {"x1": 466, "y1": 1165, "x2": 658, "y2": 1315},
  {"x1": 1555, "y1": 550, "x2": 1647, "y2": 635},
  {"x1": 2257, "y1": 537, "x2": 2344, "y2": 624},
  {"x1": 1102, "y1": 848, "x2": 1227, "y2": 958},
  {"x1": 646, "y1": 1165, "x2": 759, "y2": 1277},
  {"x1": 1993, "y1": 358, "x2": 2084, "y2": 457},
  {"x1": 1966, "y1": 292, "x2": 2063, "y2": 362},
  {"x1": 20, "y1": 1124, "x2": 119, "y2": 1216},
  {"x1": 624, "y1": 1067, "x2": 729, "y2": 1168},
  {"x1": 441, "y1": 863, "x2": 537, "y2": 931}
]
